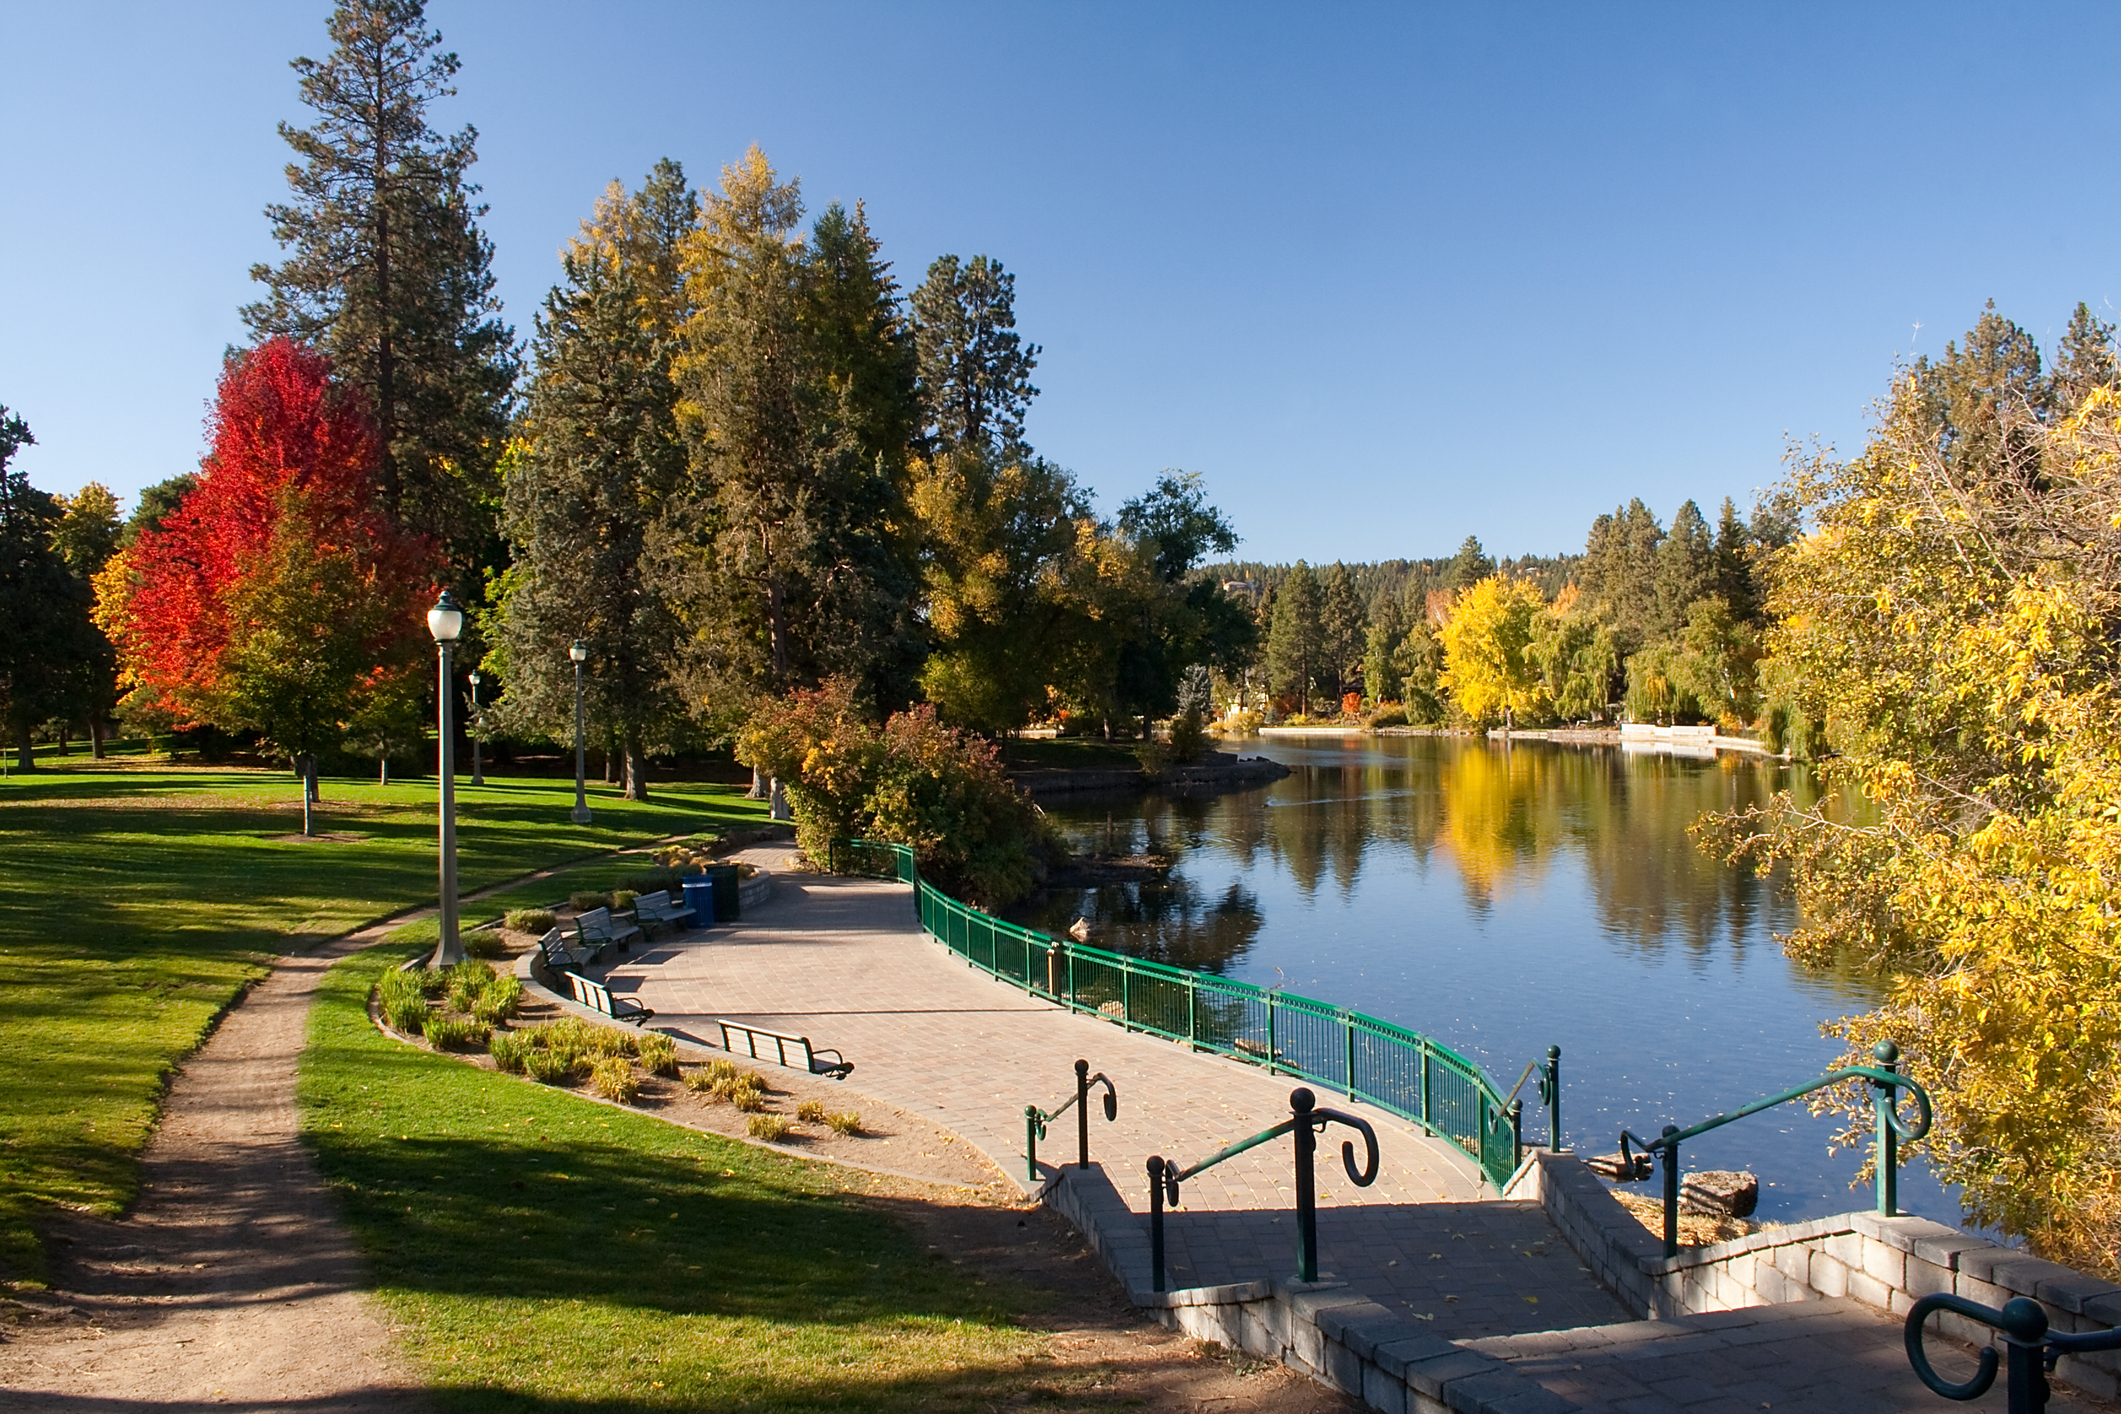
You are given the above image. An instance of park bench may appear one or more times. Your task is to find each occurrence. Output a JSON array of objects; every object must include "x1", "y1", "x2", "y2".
[
  {"x1": 538, "y1": 927, "x2": 602, "y2": 972},
  {"x1": 564, "y1": 970, "x2": 655, "y2": 1026},
  {"x1": 630, "y1": 889, "x2": 692, "y2": 936},
  {"x1": 574, "y1": 906, "x2": 640, "y2": 954},
  {"x1": 717, "y1": 1019, "x2": 852, "y2": 1079}
]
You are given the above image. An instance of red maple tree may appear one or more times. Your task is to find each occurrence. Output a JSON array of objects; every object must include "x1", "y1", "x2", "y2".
[{"x1": 100, "y1": 338, "x2": 436, "y2": 773}]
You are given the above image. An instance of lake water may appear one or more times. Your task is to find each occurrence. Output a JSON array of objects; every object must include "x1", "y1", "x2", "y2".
[{"x1": 1005, "y1": 732, "x2": 1961, "y2": 1228}]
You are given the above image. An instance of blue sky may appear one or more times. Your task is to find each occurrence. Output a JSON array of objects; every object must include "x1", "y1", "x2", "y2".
[{"x1": 3, "y1": 2, "x2": 2117, "y2": 562}]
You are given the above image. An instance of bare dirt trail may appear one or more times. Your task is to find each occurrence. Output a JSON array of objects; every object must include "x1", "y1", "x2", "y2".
[{"x1": 0, "y1": 919, "x2": 427, "y2": 1412}]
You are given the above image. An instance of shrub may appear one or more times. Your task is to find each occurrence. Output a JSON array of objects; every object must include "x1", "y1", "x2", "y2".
[
  {"x1": 504, "y1": 908, "x2": 557, "y2": 934},
  {"x1": 463, "y1": 930, "x2": 508, "y2": 960},
  {"x1": 590, "y1": 1055, "x2": 639, "y2": 1104},
  {"x1": 568, "y1": 891, "x2": 611, "y2": 913},
  {"x1": 446, "y1": 960, "x2": 496, "y2": 1013},
  {"x1": 489, "y1": 1030, "x2": 529, "y2": 1073},
  {"x1": 523, "y1": 1048, "x2": 575, "y2": 1084},
  {"x1": 424, "y1": 1016, "x2": 491, "y2": 1051},
  {"x1": 1367, "y1": 701, "x2": 1409, "y2": 729},
  {"x1": 1214, "y1": 709, "x2": 1264, "y2": 737},
  {"x1": 825, "y1": 1111, "x2": 863, "y2": 1136},
  {"x1": 729, "y1": 1082, "x2": 767, "y2": 1113},
  {"x1": 383, "y1": 994, "x2": 427, "y2": 1036},
  {"x1": 635, "y1": 1033, "x2": 679, "y2": 1078},
  {"x1": 470, "y1": 974, "x2": 521, "y2": 1025},
  {"x1": 795, "y1": 1099, "x2": 826, "y2": 1123},
  {"x1": 746, "y1": 1113, "x2": 789, "y2": 1141},
  {"x1": 377, "y1": 965, "x2": 428, "y2": 1010},
  {"x1": 609, "y1": 889, "x2": 638, "y2": 912},
  {"x1": 682, "y1": 1066, "x2": 718, "y2": 1094}
]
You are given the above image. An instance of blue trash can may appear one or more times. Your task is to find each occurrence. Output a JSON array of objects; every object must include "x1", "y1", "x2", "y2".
[{"x1": 680, "y1": 875, "x2": 716, "y2": 928}]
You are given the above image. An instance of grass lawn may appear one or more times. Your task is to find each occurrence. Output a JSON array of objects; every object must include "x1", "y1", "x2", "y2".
[
  {"x1": 303, "y1": 945, "x2": 1050, "y2": 1412},
  {"x1": 0, "y1": 759, "x2": 765, "y2": 1280}
]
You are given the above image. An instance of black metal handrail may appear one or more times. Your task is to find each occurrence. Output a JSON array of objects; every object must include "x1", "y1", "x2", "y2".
[
  {"x1": 1024, "y1": 1058, "x2": 1118, "y2": 1182},
  {"x1": 1615, "y1": 1040, "x2": 1933, "y2": 1257},
  {"x1": 1146, "y1": 1086, "x2": 1379, "y2": 1292},
  {"x1": 1906, "y1": 1293, "x2": 2121, "y2": 1412}
]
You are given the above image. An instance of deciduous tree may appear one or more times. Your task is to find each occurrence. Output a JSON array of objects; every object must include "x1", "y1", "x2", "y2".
[
  {"x1": 1438, "y1": 575, "x2": 1549, "y2": 726},
  {"x1": 0, "y1": 409, "x2": 100, "y2": 770}
]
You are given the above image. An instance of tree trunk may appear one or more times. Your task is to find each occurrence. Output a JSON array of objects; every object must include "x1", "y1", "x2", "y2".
[
  {"x1": 57, "y1": 724, "x2": 70, "y2": 756},
  {"x1": 623, "y1": 734, "x2": 649, "y2": 802},
  {"x1": 379, "y1": 757, "x2": 390, "y2": 785},
  {"x1": 89, "y1": 717, "x2": 106, "y2": 760},
  {"x1": 13, "y1": 722, "x2": 35, "y2": 772},
  {"x1": 748, "y1": 765, "x2": 770, "y2": 800},
  {"x1": 298, "y1": 754, "x2": 316, "y2": 835},
  {"x1": 769, "y1": 777, "x2": 791, "y2": 821}
]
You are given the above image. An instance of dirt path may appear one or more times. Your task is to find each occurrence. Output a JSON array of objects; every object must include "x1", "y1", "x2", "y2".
[{"x1": 0, "y1": 920, "x2": 426, "y2": 1411}]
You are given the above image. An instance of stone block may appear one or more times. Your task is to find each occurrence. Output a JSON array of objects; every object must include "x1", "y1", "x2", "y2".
[
  {"x1": 2058, "y1": 1356, "x2": 2120, "y2": 1402},
  {"x1": 1362, "y1": 1361, "x2": 1409, "y2": 1414},
  {"x1": 2082, "y1": 1291, "x2": 2121, "y2": 1327},
  {"x1": 1847, "y1": 1269, "x2": 1893, "y2": 1311},
  {"x1": 1402, "y1": 1349, "x2": 1497, "y2": 1400},
  {"x1": 2035, "y1": 1270, "x2": 2121, "y2": 1315},
  {"x1": 1323, "y1": 1337, "x2": 1362, "y2": 1394},
  {"x1": 1825, "y1": 1230, "x2": 1866, "y2": 1268},
  {"x1": 1911, "y1": 1228, "x2": 1992, "y2": 1272},
  {"x1": 1288, "y1": 1317, "x2": 1324, "y2": 1375},
  {"x1": 1317, "y1": 1303, "x2": 1402, "y2": 1360},
  {"x1": 1811, "y1": 1251, "x2": 1850, "y2": 1299},
  {"x1": 1775, "y1": 1242, "x2": 1813, "y2": 1281},
  {"x1": 1372, "y1": 1332, "x2": 1464, "y2": 1380},
  {"x1": 1438, "y1": 1369, "x2": 1534, "y2": 1413},
  {"x1": 1955, "y1": 1273, "x2": 2010, "y2": 1311},
  {"x1": 1905, "y1": 1254, "x2": 1955, "y2": 1299},
  {"x1": 1862, "y1": 1238, "x2": 1906, "y2": 1288},
  {"x1": 1484, "y1": 1388, "x2": 1578, "y2": 1414},
  {"x1": 1752, "y1": 1264, "x2": 1787, "y2": 1304},
  {"x1": 1959, "y1": 1246, "x2": 2061, "y2": 1293},
  {"x1": 1238, "y1": 1303, "x2": 1279, "y2": 1360},
  {"x1": 1713, "y1": 1264, "x2": 1746, "y2": 1308}
]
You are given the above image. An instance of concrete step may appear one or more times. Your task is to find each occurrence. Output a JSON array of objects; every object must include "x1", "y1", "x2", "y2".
[{"x1": 1469, "y1": 1297, "x2": 2118, "y2": 1413}]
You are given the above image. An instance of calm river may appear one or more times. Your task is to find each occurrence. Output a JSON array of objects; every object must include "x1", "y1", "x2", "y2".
[{"x1": 1006, "y1": 732, "x2": 1959, "y2": 1228}]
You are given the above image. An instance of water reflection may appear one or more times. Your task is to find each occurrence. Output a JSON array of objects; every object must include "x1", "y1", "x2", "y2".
[{"x1": 1002, "y1": 735, "x2": 1934, "y2": 1224}]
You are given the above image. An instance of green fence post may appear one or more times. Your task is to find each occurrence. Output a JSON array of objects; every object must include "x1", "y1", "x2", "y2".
[
  {"x1": 1025, "y1": 1105, "x2": 1041, "y2": 1183},
  {"x1": 1420, "y1": 1040, "x2": 1431, "y2": 1132},
  {"x1": 1187, "y1": 975, "x2": 1198, "y2": 1050},
  {"x1": 1122, "y1": 962, "x2": 1132, "y2": 1030},
  {"x1": 1874, "y1": 1039, "x2": 1900, "y2": 1216},
  {"x1": 1509, "y1": 1099, "x2": 1523, "y2": 1175},
  {"x1": 1267, "y1": 995, "x2": 1279, "y2": 1077},
  {"x1": 1345, "y1": 1015, "x2": 1357, "y2": 1101}
]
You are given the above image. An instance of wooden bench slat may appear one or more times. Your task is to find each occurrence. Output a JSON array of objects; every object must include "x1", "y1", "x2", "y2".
[{"x1": 715, "y1": 1018, "x2": 851, "y2": 1079}]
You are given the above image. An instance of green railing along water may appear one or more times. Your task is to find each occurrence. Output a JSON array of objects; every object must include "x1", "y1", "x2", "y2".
[{"x1": 830, "y1": 837, "x2": 1549, "y2": 1191}]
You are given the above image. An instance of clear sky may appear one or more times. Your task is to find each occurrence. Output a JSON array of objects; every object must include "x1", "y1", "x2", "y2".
[{"x1": 4, "y1": 2, "x2": 2117, "y2": 563}]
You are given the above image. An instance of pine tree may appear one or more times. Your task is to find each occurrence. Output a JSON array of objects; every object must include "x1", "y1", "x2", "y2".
[
  {"x1": 2053, "y1": 302, "x2": 2119, "y2": 414},
  {"x1": 243, "y1": 0, "x2": 517, "y2": 578},
  {"x1": 497, "y1": 167, "x2": 692, "y2": 800},
  {"x1": 1318, "y1": 561, "x2": 1366, "y2": 702},
  {"x1": 1712, "y1": 497, "x2": 1758, "y2": 624},
  {"x1": 911, "y1": 254, "x2": 1040, "y2": 458},
  {"x1": 0, "y1": 409, "x2": 99, "y2": 770},
  {"x1": 1654, "y1": 499, "x2": 1716, "y2": 637},
  {"x1": 1265, "y1": 561, "x2": 1323, "y2": 716},
  {"x1": 1444, "y1": 534, "x2": 1495, "y2": 590}
]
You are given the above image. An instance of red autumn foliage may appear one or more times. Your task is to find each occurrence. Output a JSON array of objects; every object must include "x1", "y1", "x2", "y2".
[{"x1": 100, "y1": 338, "x2": 436, "y2": 726}]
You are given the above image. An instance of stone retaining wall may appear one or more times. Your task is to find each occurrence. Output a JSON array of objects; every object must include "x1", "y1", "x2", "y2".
[
  {"x1": 1505, "y1": 1150, "x2": 2121, "y2": 1399},
  {"x1": 1043, "y1": 1164, "x2": 1580, "y2": 1414}
]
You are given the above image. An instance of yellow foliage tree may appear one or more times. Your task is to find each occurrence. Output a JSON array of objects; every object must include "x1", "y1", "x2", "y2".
[{"x1": 1438, "y1": 575, "x2": 1551, "y2": 725}]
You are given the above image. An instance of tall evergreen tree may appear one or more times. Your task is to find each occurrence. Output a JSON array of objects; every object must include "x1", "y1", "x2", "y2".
[
  {"x1": 1444, "y1": 534, "x2": 1495, "y2": 590},
  {"x1": 1653, "y1": 499, "x2": 1716, "y2": 637},
  {"x1": 497, "y1": 166, "x2": 692, "y2": 800},
  {"x1": 2053, "y1": 302, "x2": 2120, "y2": 415},
  {"x1": 0, "y1": 409, "x2": 98, "y2": 770},
  {"x1": 1265, "y1": 560, "x2": 1323, "y2": 716},
  {"x1": 667, "y1": 148, "x2": 919, "y2": 710},
  {"x1": 911, "y1": 254, "x2": 1040, "y2": 458},
  {"x1": 1712, "y1": 497, "x2": 1759, "y2": 624},
  {"x1": 1318, "y1": 561, "x2": 1366, "y2": 701},
  {"x1": 244, "y1": 0, "x2": 518, "y2": 578},
  {"x1": 1911, "y1": 300, "x2": 2047, "y2": 483}
]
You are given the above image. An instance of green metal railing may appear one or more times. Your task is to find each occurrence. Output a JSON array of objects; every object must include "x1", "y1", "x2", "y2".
[
  {"x1": 1149, "y1": 1085, "x2": 1380, "y2": 1289},
  {"x1": 1025, "y1": 1058, "x2": 1118, "y2": 1182},
  {"x1": 830, "y1": 837, "x2": 1550, "y2": 1192},
  {"x1": 1617, "y1": 1040, "x2": 1934, "y2": 1257}
]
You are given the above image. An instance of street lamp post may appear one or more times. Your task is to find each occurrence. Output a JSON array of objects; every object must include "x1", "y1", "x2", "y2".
[
  {"x1": 428, "y1": 591, "x2": 465, "y2": 967},
  {"x1": 467, "y1": 669, "x2": 484, "y2": 788},
  {"x1": 569, "y1": 640, "x2": 592, "y2": 824}
]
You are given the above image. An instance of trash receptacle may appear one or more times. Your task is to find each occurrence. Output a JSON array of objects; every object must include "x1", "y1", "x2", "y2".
[
  {"x1": 681, "y1": 875, "x2": 717, "y2": 928},
  {"x1": 706, "y1": 863, "x2": 741, "y2": 922}
]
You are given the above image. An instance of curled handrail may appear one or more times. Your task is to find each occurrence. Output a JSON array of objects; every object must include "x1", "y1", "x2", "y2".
[
  {"x1": 1023, "y1": 1058, "x2": 1118, "y2": 1181},
  {"x1": 1906, "y1": 1292, "x2": 2121, "y2": 1410}
]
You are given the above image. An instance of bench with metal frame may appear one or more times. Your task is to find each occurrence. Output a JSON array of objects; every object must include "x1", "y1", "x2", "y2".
[
  {"x1": 564, "y1": 970, "x2": 655, "y2": 1026},
  {"x1": 630, "y1": 889, "x2": 691, "y2": 937},
  {"x1": 717, "y1": 1019, "x2": 852, "y2": 1078},
  {"x1": 538, "y1": 927, "x2": 601, "y2": 972},
  {"x1": 574, "y1": 906, "x2": 640, "y2": 954}
]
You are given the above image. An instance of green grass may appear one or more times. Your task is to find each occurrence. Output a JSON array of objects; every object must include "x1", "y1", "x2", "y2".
[
  {"x1": 303, "y1": 946, "x2": 1048, "y2": 1411},
  {"x1": 0, "y1": 761, "x2": 764, "y2": 1279}
]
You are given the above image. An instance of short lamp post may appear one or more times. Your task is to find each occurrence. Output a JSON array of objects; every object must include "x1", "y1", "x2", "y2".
[
  {"x1": 467, "y1": 669, "x2": 484, "y2": 788},
  {"x1": 569, "y1": 640, "x2": 592, "y2": 825},
  {"x1": 428, "y1": 590, "x2": 465, "y2": 968}
]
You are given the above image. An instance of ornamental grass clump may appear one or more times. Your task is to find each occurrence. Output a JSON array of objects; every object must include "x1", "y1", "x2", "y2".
[
  {"x1": 609, "y1": 889, "x2": 637, "y2": 912},
  {"x1": 377, "y1": 966, "x2": 430, "y2": 1035},
  {"x1": 746, "y1": 1113, "x2": 789, "y2": 1141},
  {"x1": 424, "y1": 1016, "x2": 492, "y2": 1051},
  {"x1": 445, "y1": 960, "x2": 495, "y2": 1012},
  {"x1": 635, "y1": 1033, "x2": 679, "y2": 1078},
  {"x1": 504, "y1": 908, "x2": 556, "y2": 934},
  {"x1": 470, "y1": 974, "x2": 521, "y2": 1025},
  {"x1": 728, "y1": 1080, "x2": 768, "y2": 1113},
  {"x1": 489, "y1": 1030, "x2": 530, "y2": 1073},
  {"x1": 590, "y1": 1055, "x2": 639, "y2": 1104},
  {"x1": 795, "y1": 1100, "x2": 826, "y2": 1123},
  {"x1": 825, "y1": 1111, "x2": 863, "y2": 1136},
  {"x1": 523, "y1": 1047, "x2": 575, "y2": 1084}
]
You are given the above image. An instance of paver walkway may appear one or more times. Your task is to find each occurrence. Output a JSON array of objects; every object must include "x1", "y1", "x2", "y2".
[{"x1": 597, "y1": 856, "x2": 1632, "y2": 1340}]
